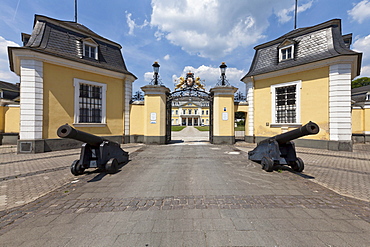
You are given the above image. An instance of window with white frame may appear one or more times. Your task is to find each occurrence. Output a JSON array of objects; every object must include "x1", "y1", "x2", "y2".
[
  {"x1": 271, "y1": 81, "x2": 301, "y2": 125},
  {"x1": 83, "y1": 40, "x2": 98, "y2": 60},
  {"x1": 74, "y1": 79, "x2": 106, "y2": 125},
  {"x1": 279, "y1": 45, "x2": 293, "y2": 61}
]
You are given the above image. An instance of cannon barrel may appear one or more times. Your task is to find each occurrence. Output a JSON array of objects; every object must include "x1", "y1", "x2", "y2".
[
  {"x1": 57, "y1": 124, "x2": 107, "y2": 146},
  {"x1": 272, "y1": 121, "x2": 319, "y2": 145}
]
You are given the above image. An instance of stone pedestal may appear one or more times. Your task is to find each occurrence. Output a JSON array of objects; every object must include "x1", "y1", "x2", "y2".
[
  {"x1": 210, "y1": 86, "x2": 238, "y2": 144},
  {"x1": 141, "y1": 85, "x2": 170, "y2": 144}
]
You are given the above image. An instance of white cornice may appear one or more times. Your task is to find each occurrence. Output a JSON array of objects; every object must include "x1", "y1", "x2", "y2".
[
  {"x1": 242, "y1": 55, "x2": 359, "y2": 83},
  {"x1": 210, "y1": 86, "x2": 238, "y2": 96},
  {"x1": 10, "y1": 48, "x2": 136, "y2": 82},
  {"x1": 141, "y1": 85, "x2": 170, "y2": 95}
]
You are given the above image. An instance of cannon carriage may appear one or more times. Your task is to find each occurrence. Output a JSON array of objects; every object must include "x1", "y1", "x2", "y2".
[
  {"x1": 57, "y1": 124, "x2": 129, "y2": 176},
  {"x1": 248, "y1": 121, "x2": 319, "y2": 172}
]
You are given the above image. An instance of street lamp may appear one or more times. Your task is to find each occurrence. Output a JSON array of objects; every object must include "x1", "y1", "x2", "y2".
[
  {"x1": 152, "y1": 61, "x2": 160, "y2": 85},
  {"x1": 219, "y1": 62, "x2": 228, "y2": 86}
]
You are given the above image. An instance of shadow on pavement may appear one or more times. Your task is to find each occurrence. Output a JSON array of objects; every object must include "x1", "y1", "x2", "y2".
[{"x1": 85, "y1": 160, "x2": 130, "y2": 182}]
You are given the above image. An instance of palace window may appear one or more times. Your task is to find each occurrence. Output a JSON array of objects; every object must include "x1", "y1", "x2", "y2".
[
  {"x1": 194, "y1": 110, "x2": 198, "y2": 115},
  {"x1": 280, "y1": 46, "x2": 293, "y2": 61},
  {"x1": 176, "y1": 110, "x2": 178, "y2": 115},
  {"x1": 206, "y1": 110, "x2": 208, "y2": 115},
  {"x1": 74, "y1": 79, "x2": 106, "y2": 125},
  {"x1": 278, "y1": 39, "x2": 295, "y2": 62},
  {"x1": 82, "y1": 39, "x2": 99, "y2": 60},
  {"x1": 188, "y1": 109, "x2": 192, "y2": 114},
  {"x1": 271, "y1": 81, "x2": 301, "y2": 125},
  {"x1": 202, "y1": 110, "x2": 204, "y2": 115},
  {"x1": 183, "y1": 109, "x2": 186, "y2": 114}
]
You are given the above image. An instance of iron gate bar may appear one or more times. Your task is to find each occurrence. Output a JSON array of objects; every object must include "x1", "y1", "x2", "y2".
[{"x1": 166, "y1": 88, "x2": 214, "y2": 144}]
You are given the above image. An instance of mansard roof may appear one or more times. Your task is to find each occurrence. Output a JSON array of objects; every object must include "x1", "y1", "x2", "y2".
[
  {"x1": 242, "y1": 19, "x2": 362, "y2": 80},
  {"x1": 9, "y1": 15, "x2": 136, "y2": 79},
  {"x1": 0, "y1": 80, "x2": 20, "y2": 101}
]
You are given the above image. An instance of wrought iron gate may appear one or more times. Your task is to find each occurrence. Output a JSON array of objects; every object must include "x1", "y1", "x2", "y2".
[{"x1": 166, "y1": 88, "x2": 213, "y2": 143}]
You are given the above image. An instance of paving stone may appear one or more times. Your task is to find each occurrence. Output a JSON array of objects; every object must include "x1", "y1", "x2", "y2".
[{"x1": 1, "y1": 142, "x2": 370, "y2": 246}]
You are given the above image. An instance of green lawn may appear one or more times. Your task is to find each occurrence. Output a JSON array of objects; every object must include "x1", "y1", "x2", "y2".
[
  {"x1": 235, "y1": 125, "x2": 245, "y2": 131},
  {"x1": 194, "y1": 126, "x2": 209, "y2": 131},
  {"x1": 171, "y1": 126, "x2": 186, "y2": 131}
]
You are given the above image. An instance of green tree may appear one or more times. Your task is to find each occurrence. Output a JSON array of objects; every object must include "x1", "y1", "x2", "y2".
[{"x1": 352, "y1": 77, "x2": 370, "y2": 89}]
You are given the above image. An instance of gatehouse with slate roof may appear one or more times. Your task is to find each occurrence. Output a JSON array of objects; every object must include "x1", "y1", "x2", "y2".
[{"x1": 242, "y1": 19, "x2": 362, "y2": 151}]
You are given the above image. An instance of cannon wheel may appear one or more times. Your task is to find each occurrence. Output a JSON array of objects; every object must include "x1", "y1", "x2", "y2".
[
  {"x1": 292, "y1": 157, "x2": 305, "y2": 172},
  {"x1": 71, "y1": 160, "x2": 85, "y2": 176},
  {"x1": 105, "y1": 158, "x2": 118, "y2": 174},
  {"x1": 261, "y1": 156, "x2": 274, "y2": 172}
]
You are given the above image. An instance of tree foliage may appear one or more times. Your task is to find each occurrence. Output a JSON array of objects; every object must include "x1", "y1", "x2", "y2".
[{"x1": 352, "y1": 77, "x2": 370, "y2": 89}]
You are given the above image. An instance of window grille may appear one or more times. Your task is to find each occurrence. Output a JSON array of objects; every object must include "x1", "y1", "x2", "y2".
[
  {"x1": 275, "y1": 85, "x2": 296, "y2": 123},
  {"x1": 79, "y1": 84, "x2": 102, "y2": 123}
]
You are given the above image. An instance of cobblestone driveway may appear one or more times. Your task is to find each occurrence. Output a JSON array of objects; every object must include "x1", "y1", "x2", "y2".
[{"x1": 0, "y1": 144, "x2": 369, "y2": 246}]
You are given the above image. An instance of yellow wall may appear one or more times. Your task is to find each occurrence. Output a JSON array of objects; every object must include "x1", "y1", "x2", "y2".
[
  {"x1": 213, "y1": 95, "x2": 235, "y2": 136},
  {"x1": 234, "y1": 104, "x2": 248, "y2": 113},
  {"x1": 4, "y1": 106, "x2": 20, "y2": 133},
  {"x1": 253, "y1": 66, "x2": 329, "y2": 140},
  {"x1": 130, "y1": 103, "x2": 144, "y2": 135},
  {"x1": 352, "y1": 108, "x2": 363, "y2": 134},
  {"x1": 143, "y1": 93, "x2": 167, "y2": 136},
  {"x1": 0, "y1": 106, "x2": 4, "y2": 132},
  {"x1": 43, "y1": 62, "x2": 126, "y2": 139},
  {"x1": 364, "y1": 108, "x2": 370, "y2": 133}
]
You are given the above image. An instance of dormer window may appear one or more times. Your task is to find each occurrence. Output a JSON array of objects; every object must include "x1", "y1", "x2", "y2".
[
  {"x1": 82, "y1": 38, "x2": 98, "y2": 60},
  {"x1": 280, "y1": 46, "x2": 293, "y2": 60},
  {"x1": 278, "y1": 39, "x2": 295, "y2": 62}
]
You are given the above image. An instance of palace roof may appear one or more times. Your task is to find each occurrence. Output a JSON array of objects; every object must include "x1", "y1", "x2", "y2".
[
  {"x1": 0, "y1": 80, "x2": 20, "y2": 101},
  {"x1": 9, "y1": 15, "x2": 136, "y2": 79},
  {"x1": 242, "y1": 19, "x2": 362, "y2": 80}
]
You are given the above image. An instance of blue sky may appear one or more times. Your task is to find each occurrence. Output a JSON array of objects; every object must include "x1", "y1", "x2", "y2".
[{"x1": 1, "y1": 0, "x2": 370, "y2": 94}]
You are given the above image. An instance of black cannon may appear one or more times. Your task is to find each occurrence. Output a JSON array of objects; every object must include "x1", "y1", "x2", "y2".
[
  {"x1": 57, "y1": 124, "x2": 129, "y2": 176},
  {"x1": 248, "y1": 121, "x2": 319, "y2": 172}
]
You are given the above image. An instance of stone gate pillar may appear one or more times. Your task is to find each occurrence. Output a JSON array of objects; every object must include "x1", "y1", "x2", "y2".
[
  {"x1": 211, "y1": 86, "x2": 238, "y2": 144},
  {"x1": 141, "y1": 85, "x2": 170, "y2": 144}
]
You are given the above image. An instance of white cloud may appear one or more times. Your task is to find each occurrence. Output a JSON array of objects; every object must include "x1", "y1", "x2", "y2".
[
  {"x1": 144, "y1": 71, "x2": 153, "y2": 82},
  {"x1": 348, "y1": 0, "x2": 370, "y2": 24},
  {"x1": 276, "y1": 0, "x2": 313, "y2": 24},
  {"x1": 173, "y1": 65, "x2": 245, "y2": 91},
  {"x1": 353, "y1": 34, "x2": 370, "y2": 78},
  {"x1": 126, "y1": 12, "x2": 149, "y2": 36},
  {"x1": 164, "y1": 54, "x2": 170, "y2": 60},
  {"x1": 150, "y1": 0, "x2": 314, "y2": 60},
  {"x1": 359, "y1": 65, "x2": 370, "y2": 77},
  {"x1": 0, "y1": 36, "x2": 19, "y2": 82},
  {"x1": 353, "y1": 34, "x2": 370, "y2": 61}
]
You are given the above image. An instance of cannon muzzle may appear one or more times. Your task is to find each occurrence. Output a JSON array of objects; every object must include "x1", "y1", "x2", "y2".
[
  {"x1": 273, "y1": 121, "x2": 319, "y2": 145},
  {"x1": 57, "y1": 124, "x2": 107, "y2": 146}
]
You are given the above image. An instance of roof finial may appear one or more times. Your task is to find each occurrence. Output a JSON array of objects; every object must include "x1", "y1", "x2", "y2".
[
  {"x1": 74, "y1": 0, "x2": 78, "y2": 23},
  {"x1": 294, "y1": 0, "x2": 298, "y2": 29}
]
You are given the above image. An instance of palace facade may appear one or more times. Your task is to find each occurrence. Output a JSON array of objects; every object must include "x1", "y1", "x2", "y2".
[{"x1": 171, "y1": 98, "x2": 210, "y2": 126}]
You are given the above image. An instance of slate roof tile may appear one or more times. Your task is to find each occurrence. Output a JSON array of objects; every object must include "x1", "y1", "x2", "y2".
[
  {"x1": 9, "y1": 15, "x2": 136, "y2": 79},
  {"x1": 243, "y1": 19, "x2": 362, "y2": 80}
]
